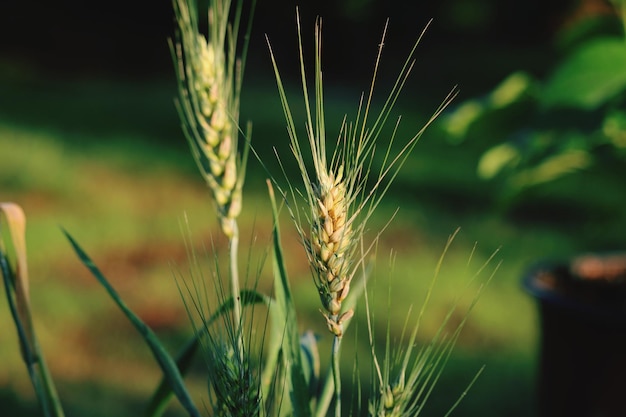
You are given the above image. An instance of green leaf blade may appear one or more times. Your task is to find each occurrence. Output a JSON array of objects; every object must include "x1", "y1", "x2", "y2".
[
  {"x1": 63, "y1": 230, "x2": 201, "y2": 417},
  {"x1": 267, "y1": 182, "x2": 312, "y2": 417},
  {"x1": 542, "y1": 38, "x2": 626, "y2": 110},
  {"x1": 1, "y1": 203, "x2": 65, "y2": 417}
]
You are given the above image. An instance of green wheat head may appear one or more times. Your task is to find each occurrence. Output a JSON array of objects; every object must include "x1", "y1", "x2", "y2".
[
  {"x1": 366, "y1": 230, "x2": 498, "y2": 417},
  {"x1": 177, "y1": 264, "x2": 263, "y2": 417}
]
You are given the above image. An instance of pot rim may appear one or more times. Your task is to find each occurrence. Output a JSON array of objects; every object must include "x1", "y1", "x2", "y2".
[{"x1": 523, "y1": 258, "x2": 626, "y2": 325}]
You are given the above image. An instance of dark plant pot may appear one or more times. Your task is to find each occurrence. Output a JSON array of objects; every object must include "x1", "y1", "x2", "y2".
[{"x1": 523, "y1": 252, "x2": 626, "y2": 417}]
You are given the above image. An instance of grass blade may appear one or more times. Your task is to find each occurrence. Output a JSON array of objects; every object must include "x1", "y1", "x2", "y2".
[
  {"x1": 1, "y1": 202, "x2": 65, "y2": 417},
  {"x1": 62, "y1": 229, "x2": 201, "y2": 417},
  {"x1": 144, "y1": 335, "x2": 200, "y2": 417},
  {"x1": 0, "y1": 203, "x2": 35, "y2": 358}
]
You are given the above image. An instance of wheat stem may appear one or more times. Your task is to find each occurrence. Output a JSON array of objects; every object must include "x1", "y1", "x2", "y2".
[
  {"x1": 228, "y1": 221, "x2": 244, "y2": 360},
  {"x1": 331, "y1": 334, "x2": 342, "y2": 417},
  {"x1": 171, "y1": 0, "x2": 253, "y2": 386}
]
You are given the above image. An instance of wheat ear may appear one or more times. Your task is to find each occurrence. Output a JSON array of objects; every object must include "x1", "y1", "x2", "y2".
[
  {"x1": 171, "y1": 0, "x2": 247, "y2": 239},
  {"x1": 307, "y1": 166, "x2": 356, "y2": 336}
]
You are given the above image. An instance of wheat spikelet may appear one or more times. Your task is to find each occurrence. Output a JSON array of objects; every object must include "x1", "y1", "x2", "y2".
[{"x1": 371, "y1": 382, "x2": 407, "y2": 417}]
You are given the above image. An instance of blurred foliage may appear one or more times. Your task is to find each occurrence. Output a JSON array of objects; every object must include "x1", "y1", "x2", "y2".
[{"x1": 441, "y1": 0, "x2": 626, "y2": 206}]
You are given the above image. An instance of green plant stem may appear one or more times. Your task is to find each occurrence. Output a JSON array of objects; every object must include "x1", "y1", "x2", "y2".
[
  {"x1": 331, "y1": 333, "x2": 342, "y2": 417},
  {"x1": 229, "y1": 221, "x2": 244, "y2": 361},
  {"x1": 35, "y1": 338, "x2": 65, "y2": 417},
  {"x1": 1, "y1": 248, "x2": 65, "y2": 417}
]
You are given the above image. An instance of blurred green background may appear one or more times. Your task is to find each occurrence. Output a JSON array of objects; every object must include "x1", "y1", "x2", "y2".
[{"x1": 1, "y1": 0, "x2": 625, "y2": 416}]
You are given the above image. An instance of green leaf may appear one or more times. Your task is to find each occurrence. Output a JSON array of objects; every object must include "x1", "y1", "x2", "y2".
[
  {"x1": 144, "y1": 335, "x2": 200, "y2": 417},
  {"x1": 509, "y1": 149, "x2": 593, "y2": 190},
  {"x1": 259, "y1": 293, "x2": 286, "y2": 408},
  {"x1": 63, "y1": 230, "x2": 201, "y2": 417},
  {"x1": 267, "y1": 181, "x2": 312, "y2": 417},
  {"x1": 542, "y1": 38, "x2": 626, "y2": 110},
  {"x1": 1, "y1": 203, "x2": 65, "y2": 417},
  {"x1": 0, "y1": 203, "x2": 34, "y2": 358},
  {"x1": 477, "y1": 143, "x2": 521, "y2": 179}
]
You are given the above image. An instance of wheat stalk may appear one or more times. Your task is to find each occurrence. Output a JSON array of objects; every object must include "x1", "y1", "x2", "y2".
[
  {"x1": 175, "y1": 218, "x2": 264, "y2": 417},
  {"x1": 171, "y1": 0, "x2": 255, "y2": 372},
  {"x1": 268, "y1": 11, "x2": 458, "y2": 417}
]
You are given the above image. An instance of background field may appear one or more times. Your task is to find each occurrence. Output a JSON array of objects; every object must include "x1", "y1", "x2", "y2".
[{"x1": 2, "y1": 1, "x2": 625, "y2": 416}]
